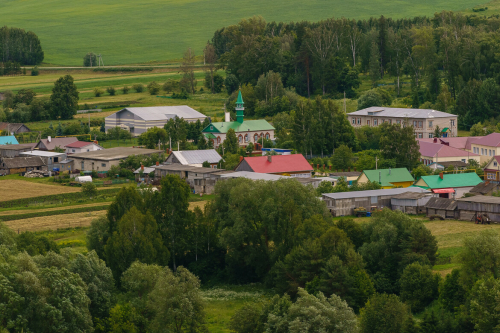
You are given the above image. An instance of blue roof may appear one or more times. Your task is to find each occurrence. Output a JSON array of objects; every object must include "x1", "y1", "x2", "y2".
[{"x1": 0, "y1": 136, "x2": 19, "y2": 145}]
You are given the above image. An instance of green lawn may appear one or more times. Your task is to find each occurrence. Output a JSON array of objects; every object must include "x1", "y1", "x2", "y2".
[{"x1": 0, "y1": 0, "x2": 488, "y2": 66}]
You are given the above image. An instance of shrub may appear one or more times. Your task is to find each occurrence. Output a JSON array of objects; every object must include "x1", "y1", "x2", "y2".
[
  {"x1": 147, "y1": 81, "x2": 161, "y2": 95},
  {"x1": 172, "y1": 89, "x2": 189, "y2": 99},
  {"x1": 82, "y1": 181, "x2": 98, "y2": 197},
  {"x1": 122, "y1": 85, "x2": 130, "y2": 94},
  {"x1": 31, "y1": 66, "x2": 39, "y2": 76},
  {"x1": 132, "y1": 83, "x2": 144, "y2": 93},
  {"x1": 163, "y1": 79, "x2": 178, "y2": 93},
  {"x1": 94, "y1": 87, "x2": 104, "y2": 97},
  {"x1": 106, "y1": 86, "x2": 116, "y2": 96}
]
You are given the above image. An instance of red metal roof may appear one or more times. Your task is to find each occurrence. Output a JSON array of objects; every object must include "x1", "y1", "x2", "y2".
[
  {"x1": 241, "y1": 154, "x2": 313, "y2": 174},
  {"x1": 470, "y1": 133, "x2": 500, "y2": 147},
  {"x1": 65, "y1": 141, "x2": 94, "y2": 148},
  {"x1": 419, "y1": 141, "x2": 478, "y2": 158},
  {"x1": 432, "y1": 188, "x2": 455, "y2": 194}
]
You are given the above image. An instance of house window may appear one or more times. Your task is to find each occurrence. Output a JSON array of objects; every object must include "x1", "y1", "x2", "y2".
[
  {"x1": 54, "y1": 157, "x2": 59, "y2": 163},
  {"x1": 482, "y1": 148, "x2": 484, "y2": 155},
  {"x1": 217, "y1": 136, "x2": 221, "y2": 144},
  {"x1": 389, "y1": 119, "x2": 392, "y2": 124},
  {"x1": 367, "y1": 120, "x2": 370, "y2": 126},
  {"x1": 210, "y1": 125, "x2": 214, "y2": 130},
  {"x1": 462, "y1": 159, "x2": 466, "y2": 163},
  {"x1": 418, "y1": 133, "x2": 423, "y2": 139},
  {"x1": 490, "y1": 150, "x2": 493, "y2": 156},
  {"x1": 374, "y1": 119, "x2": 378, "y2": 126},
  {"x1": 397, "y1": 120, "x2": 401, "y2": 125},
  {"x1": 495, "y1": 162, "x2": 498, "y2": 167},
  {"x1": 244, "y1": 134, "x2": 249, "y2": 142},
  {"x1": 87, "y1": 149, "x2": 90, "y2": 152},
  {"x1": 418, "y1": 121, "x2": 423, "y2": 128},
  {"x1": 254, "y1": 134, "x2": 258, "y2": 142},
  {"x1": 429, "y1": 121, "x2": 433, "y2": 127},
  {"x1": 101, "y1": 163, "x2": 106, "y2": 167},
  {"x1": 266, "y1": 133, "x2": 270, "y2": 139},
  {"x1": 413, "y1": 120, "x2": 417, "y2": 127},
  {"x1": 238, "y1": 135, "x2": 243, "y2": 143},
  {"x1": 352, "y1": 118, "x2": 356, "y2": 124},
  {"x1": 451, "y1": 120, "x2": 455, "y2": 126},
  {"x1": 72, "y1": 149, "x2": 75, "y2": 153},
  {"x1": 488, "y1": 173, "x2": 496, "y2": 180},
  {"x1": 428, "y1": 133, "x2": 433, "y2": 138},
  {"x1": 81, "y1": 162, "x2": 84, "y2": 169}
]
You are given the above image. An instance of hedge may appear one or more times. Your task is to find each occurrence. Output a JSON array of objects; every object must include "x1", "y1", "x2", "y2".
[
  {"x1": 0, "y1": 205, "x2": 110, "y2": 222},
  {"x1": 0, "y1": 188, "x2": 121, "y2": 209}
]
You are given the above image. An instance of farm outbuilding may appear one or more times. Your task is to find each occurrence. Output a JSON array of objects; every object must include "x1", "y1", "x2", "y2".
[
  {"x1": 322, "y1": 187, "x2": 429, "y2": 217},
  {"x1": 456, "y1": 196, "x2": 500, "y2": 223},
  {"x1": 0, "y1": 144, "x2": 37, "y2": 158},
  {"x1": 0, "y1": 156, "x2": 47, "y2": 175},
  {"x1": 391, "y1": 191, "x2": 435, "y2": 214},
  {"x1": 424, "y1": 197, "x2": 458, "y2": 220}
]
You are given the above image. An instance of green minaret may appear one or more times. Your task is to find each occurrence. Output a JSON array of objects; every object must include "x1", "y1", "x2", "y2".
[{"x1": 236, "y1": 90, "x2": 244, "y2": 123}]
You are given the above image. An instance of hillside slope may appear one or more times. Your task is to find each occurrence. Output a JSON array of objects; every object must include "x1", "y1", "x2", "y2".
[{"x1": 0, "y1": 0, "x2": 487, "y2": 66}]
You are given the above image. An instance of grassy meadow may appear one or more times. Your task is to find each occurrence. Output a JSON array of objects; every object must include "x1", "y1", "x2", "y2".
[{"x1": 0, "y1": 0, "x2": 489, "y2": 66}]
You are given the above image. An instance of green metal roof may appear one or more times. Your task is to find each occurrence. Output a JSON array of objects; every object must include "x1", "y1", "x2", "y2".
[
  {"x1": 236, "y1": 90, "x2": 244, "y2": 104},
  {"x1": 204, "y1": 133, "x2": 216, "y2": 139},
  {"x1": 362, "y1": 168, "x2": 414, "y2": 187},
  {"x1": 441, "y1": 127, "x2": 449, "y2": 133},
  {"x1": 202, "y1": 119, "x2": 274, "y2": 134},
  {"x1": 419, "y1": 173, "x2": 482, "y2": 189}
]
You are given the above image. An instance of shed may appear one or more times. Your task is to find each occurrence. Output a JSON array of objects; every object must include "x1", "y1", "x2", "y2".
[
  {"x1": 0, "y1": 143, "x2": 37, "y2": 158},
  {"x1": 322, "y1": 187, "x2": 429, "y2": 217},
  {"x1": 456, "y1": 196, "x2": 500, "y2": 222},
  {"x1": 469, "y1": 182, "x2": 500, "y2": 196},
  {"x1": 424, "y1": 197, "x2": 458, "y2": 219},
  {"x1": 0, "y1": 156, "x2": 47, "y2": 175},
  {"x1": 19, "y1": 151, "x2": 67, "y2": 172},
  {"x1": 165, "y1": 150, "x2": 222, "y2": 168},
  {"x1": 0, "y1": 123, "x2": 31, "y2": 134},
  {"x1": 391, "y1": 191, "x2": 435, "y2": 214}
]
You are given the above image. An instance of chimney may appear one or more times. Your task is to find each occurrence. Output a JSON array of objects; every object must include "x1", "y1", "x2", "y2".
[
  {"x1": 225, "y1": 112, "x2": 230, "y2": 122},
  {"x1": 156, "y1": 161, "x2": 159, "y2": 166},
  {"x1": 439, "y1": 172, "x2": 444, "y2": 180},
  {"x1": 389, "y1": 167, "x2": 391, "y2": 175},
  {"x1": 486, "y1": 180, "x2": 490, "y2": 185},
  {"x1": 268, "y1": 155, "x2": 272, "y2": 163},
  {"x1": 48, "y1": 136, "x2": 51, "y2": 143},
  {"x1": 240, "y1": 156, "x2": 244, "y2": 162},
  {"x1": 141, "y1": 164, "x2": 144, "y2": 171},
  {"x1": 433, "y1": 137, "x2": 437, "y2": 143}
]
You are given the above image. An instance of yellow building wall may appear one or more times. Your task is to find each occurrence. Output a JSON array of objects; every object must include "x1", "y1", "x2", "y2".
[
  {"x1": 414, "y1": 178, "x2": 429, "y2": 187},
  {"x1": 356, "y1": 173, "x2": 368, "y2": 184},
  {"x1": 390, "y1": 181, "x2": 414, "y2": 188}
]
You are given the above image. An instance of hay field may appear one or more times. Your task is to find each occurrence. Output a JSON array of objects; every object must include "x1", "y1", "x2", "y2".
[
  {"x1": 0, "y1": 202, "x2": 112, "y2": 216},
  {"x1": 0, "y1": 0, "x2": 487, "y2": 65},
  {"x1": 3, "y1": 210, "x2": 107, "y2": 232},
  {"x1": 424, "y1": 220, "x2": 500, "y2": 249},
  {"x1": 0, "y1": 180, "x2": 80, "y2": 202}
]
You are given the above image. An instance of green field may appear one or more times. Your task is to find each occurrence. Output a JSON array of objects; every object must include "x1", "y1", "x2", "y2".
[{"x1": 0, "y1": 0, "x2": 489, "y2": 66}]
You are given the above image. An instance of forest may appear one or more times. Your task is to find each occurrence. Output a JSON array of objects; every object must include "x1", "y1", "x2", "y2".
[
  {"x1": 0, "y1": 26, "x2": 44, "y2": 66},
  {"x1": 211, "y1": 12, "x2": 500, "y2": 129}
]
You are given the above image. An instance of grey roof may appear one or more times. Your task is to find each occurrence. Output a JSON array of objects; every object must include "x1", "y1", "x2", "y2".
[
  {"x1": 70, "y1": 147, "x2": 164, "y2": 161},
  {"x1": 156, "y1": 163, "x2": 230, "y2": 175},
  {"x1": 328, "y1": 172, "x2": 361, "y2": 177},
  {"x1": 322, "y1": 187, "x2": 428, "y2": 200},
  {"x1": 457, "y1": 196, "x2": 500, "y2": 204},
  {"x1": 350, "y1": 107, "x2": 456, "y2": 119},
  {"x1": 1, "y1": 156, "x2": 45, "y2": 168},
  {"x1": 425, "y1": 197, "x2": 457, "y2": 210},
  {"x1": 134, "y1": 166, "x2": 157, "y2": 174},
  {"x1": 117, "y1": 106, "x2": 206, "y2": 121},
  {"x1": 0, "y1": 143, "x2": 37, "y2": 151},
  {"x1": 220, "y1": 171, "x2": 286, "y2": 181},
  {"x1": 470, "y1": 182, "x2": 500, "y2": 194},
  {"x1": 168, "y1": 150, "x2": 222, "y2": 165},
  {"x1": 391, "y1": 191, "x2": 434, "y2": 200}
]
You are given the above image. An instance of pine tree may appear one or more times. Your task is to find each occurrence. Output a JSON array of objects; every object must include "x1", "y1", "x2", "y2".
[
  {"x1": 369, "y1": 41, "x2": 381, "y2": 87},
  {"x1": 56, "y1": 122, "x2": 63, "y2": 136}
]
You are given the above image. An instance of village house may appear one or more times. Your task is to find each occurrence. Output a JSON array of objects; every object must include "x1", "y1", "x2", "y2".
[
  {"x1": 202, "y1": 91, "x2": 275, "y2": 148},
  {"x1": 419, "y1": 136, "x2": 480, "y2": 151},
  {"x1": 390, "y1": 191, "x2": 435, "y2": 215},
  {"x1": 322, "y1": 187, "x2": 429, "y2": 217},
  {"x1": 165, "y1": 150, "x2": 222, "y2": 168},
  {"x1": 356, "y1": 168, "x2": 414, "y2": 189},
  {"x1": 65, "y1": 141, "x2": 103, "y2": 154},
  {"x1": 35, "y1": 137, "x2": 78, "y2": 151},
  {"x1": 414, "y1": 172, "x2": 483, "y2": 199},
  {"x1": 348, "y1": 107, "x2": 458, "y2": 138},
  {"x1": 0, "y1": 136, "x2": 19, "y2": 145},
  {"x1": 105, "y1": 106, "x2": 206, "y2": 136},
  {"x1": 235, "y1": 154, "x2": 314, "y2": 178},
  {"x1": 483, "y1": 156, "x2": 500, "y2": 182},
  {"x1": 19, "y1": 151, "x2": 67, "y2": 172},
  {"x1": 418, "y1": 141, "x2": 480, "y2": 166},
  {"x1": 0, "y1": 156, "x2": 46, "y2": 175},
  {"x1": 468, "y1": 133, "x2": 500, "y2": 163},
  {"x1": 0, "y1": 123, "x2": 31, "y2": 135},
  {"x1": 70, "y1": 147, "x2": 164, "y2": 172},
  {"x1": 0, "y1": 143, "x2": 37, "y2": 158}
]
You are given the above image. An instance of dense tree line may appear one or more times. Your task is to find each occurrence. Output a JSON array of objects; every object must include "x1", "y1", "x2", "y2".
[
  {"x1": 0, "y1": 26, "x2": 44, "y2": 65},
  {"x1": 211, "y1": 12, "x2": 500, "y2": 129}
]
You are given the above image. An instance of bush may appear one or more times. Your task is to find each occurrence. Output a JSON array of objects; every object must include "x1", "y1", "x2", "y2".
[
  {"x1": 31, "y1": 66, "x2": 39, "y2": 76},
  {"x1": 147, "y1": 81, "x2": 161, "y2": 95},
  {"x1": 94, "y1": 87, "x2": 104, "y2": 97},
  {"x1": 132, "y1": 83, "x2": 144, "y2": 93},
  {"x1": 122, "y1": 85, "x2": 130, "y2": 94},
  {"x1": 106, "y1": 86, "x2": 116, "y2": 96},
  {"x1": 82, "y1": 181, "x2": 98, "y2": 197},
  {"x1": 172, "y1": 89, "x2": 189, "y2": 99},
  {"x1": 163, "y1": 79, "x2": 178, "y2": 93}
]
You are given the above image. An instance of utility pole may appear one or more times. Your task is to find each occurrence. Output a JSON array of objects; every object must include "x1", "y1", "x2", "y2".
[
  {"x1": 169, "y1": 137, "x2": 171, "y2": 151},
  {"x1": 376, "y1": 156, "x2": 378, "y2": 170}
]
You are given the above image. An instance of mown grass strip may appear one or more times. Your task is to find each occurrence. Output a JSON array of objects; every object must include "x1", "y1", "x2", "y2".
[{"x1": 0, "y1": 205, "x2": 110, "y2": 222}]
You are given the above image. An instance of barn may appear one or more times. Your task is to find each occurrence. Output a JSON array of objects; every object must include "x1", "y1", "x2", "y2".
[
  {"x1": 322, "y1": 187, "x2": 429, "y2": 217},
  {"x1": 390, "y1": 191, "x2": 435, "y2": 214},
  {"x1": 425, "y1": 197, "x2": 458, "y2": 219},
  {"x1": 456, "y1": 196, "x2": 500, "y2": 223}
]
